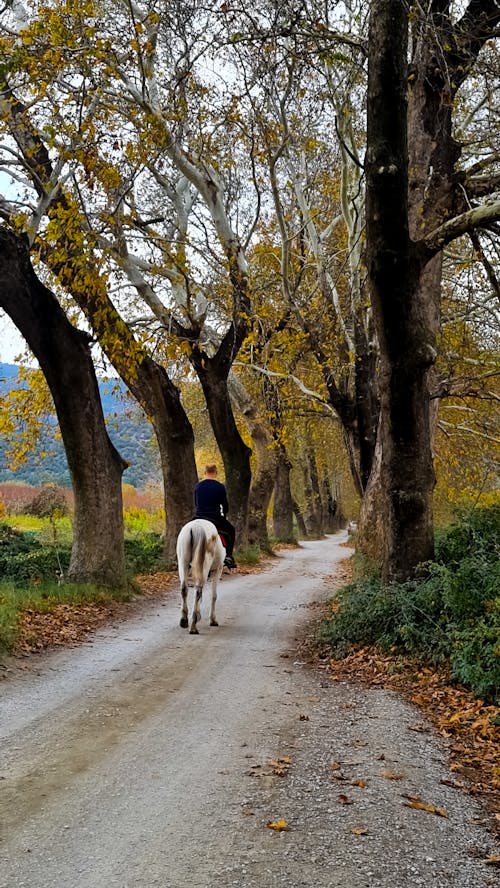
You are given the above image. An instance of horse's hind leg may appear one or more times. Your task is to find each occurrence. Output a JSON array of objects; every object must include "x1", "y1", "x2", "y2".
[
  {"x1": 189, "y1": 586, "x2": 202, "y2": 634},
  {"x1": 180, "y1": 574, "x2": 189, "y2": 629},
  {"x1": 209, "y1": 576, "x2": 219, "y2": 627}
]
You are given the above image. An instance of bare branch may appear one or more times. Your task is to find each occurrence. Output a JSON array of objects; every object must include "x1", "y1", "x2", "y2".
[{"x1": 423, "y1": 199, "x2": 500, "y2": 254}]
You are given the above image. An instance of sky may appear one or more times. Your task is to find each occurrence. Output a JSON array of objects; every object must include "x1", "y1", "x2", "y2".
[{"x1": 0, "y1": 312, "x2": 32, "y2": 366}]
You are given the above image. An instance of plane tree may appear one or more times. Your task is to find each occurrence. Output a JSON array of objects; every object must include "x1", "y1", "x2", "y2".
[
  {"x1": 0, "y1": 0, "x2": 201, "y2": 558},
  {"x1": 363, "y1": 0, "x2": 500, "y2": 579},
  {"x1": 0, "y1": 226, "x2": 128, "y2": 585}
]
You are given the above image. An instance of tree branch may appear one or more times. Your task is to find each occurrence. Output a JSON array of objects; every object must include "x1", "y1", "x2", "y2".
[{"x1": 423, "y1": 199, "x2": 500, "y2": 253}]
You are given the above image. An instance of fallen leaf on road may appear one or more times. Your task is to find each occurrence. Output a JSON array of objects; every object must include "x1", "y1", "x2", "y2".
[
  {"x1": 402, "y1": 794, "x2": 448, "y2": 817},
  {"x1": 382, "y1": 771, "x2": 404, "y2": 780},
  {"x1": 270, "y1": 757, "x2": 291, "y2": 776},
  {"x1": 337, "y1": 794, "x2": 354, "y2": 805},
  {"x1": 351, "y1": 779, "x2": 368, "y2": 788},
  {"x1": 267, "y1": 819, "x2": 289, "y2": 831},
  {"x1": 483, "y1": 855, "x2": 500, "y2": 867},
  {"x1": 350, "y1": 826, "x2": 369, "y2": 835}
]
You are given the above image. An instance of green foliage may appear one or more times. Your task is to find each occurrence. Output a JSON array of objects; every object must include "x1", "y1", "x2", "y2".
[
  {"x1": 0, "y1": 521, "x2": 165, "y2": 581},
  {"x1": 435, "y1": 502, "x2": 500, "y2": 564},
  {"x1": 124, "y1": 508, "x2": 151, "y2": 536},
  {"x1": 452, "y1": 612, "x2": 500, "y2": 703},
  {"x1": 0, "y1": 525, "x2": 165, "y2": 653},
  {"x1": 124, "y1": 534, "x2": 164, "y2": 574},
  {"x1": 0, "y1": 583, "x2": 20, "y2": 653},
  {"x1": 323, "y1": 505, "x2": 500, "y2": 702},
  {"x1": 0, "y1": 546, "x2": 71, "y2": 583},
  {"x1": 236, "y1": 543, "x2": 262, "y2": 565},
  {"x1": 0, "y1": 520, "x2": 69, "y2": 581},
  {"x1": 0, "y1": 521, "x2": 38, "y2": 556}
]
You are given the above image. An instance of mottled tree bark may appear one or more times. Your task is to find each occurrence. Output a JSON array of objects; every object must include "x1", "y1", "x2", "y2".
[
  {"x1": 300, "y1": 447, "x2": 324, "y2": 538},
  {"x1": 272, "y1": 446, "x2": 295, "y2": 542},
  {"x1": 362, "y1": 0, "x2": 435, "y2": 580},
  {"x1": 190, "y1": 352, "x2": 252, "y2": 543},
  {"x1": 228, "y1": 374, "x2": 275, "y2": 549},
  {"x1": 0, "y1": 228, "x2": 127, "y2": 585},
  {"x1": 359, "y1": 0, "x2": 500, "y2": 580}
]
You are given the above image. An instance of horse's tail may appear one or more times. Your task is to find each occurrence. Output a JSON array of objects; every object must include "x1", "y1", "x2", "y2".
[
  {"x1": 190, "y1": 524, "x2": 208, "y2": 585},
  {"x1": 190, "y1": 522, "x2": 220, "y2": 585}
]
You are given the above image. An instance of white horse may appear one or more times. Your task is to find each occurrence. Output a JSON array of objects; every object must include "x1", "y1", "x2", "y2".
[{"x1": 176, "y1": 518, "x2": 226, "y2": 634}]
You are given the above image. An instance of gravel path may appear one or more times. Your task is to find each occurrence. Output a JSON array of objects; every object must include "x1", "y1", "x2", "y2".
[{"x1": 0, "y1": 532, "x2": 498, "y2": 888}]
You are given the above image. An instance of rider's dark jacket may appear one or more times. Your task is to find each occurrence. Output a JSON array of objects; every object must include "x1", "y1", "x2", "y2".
[{"x1": 194, "y1": 479, "x2": 229, "y2": 524}]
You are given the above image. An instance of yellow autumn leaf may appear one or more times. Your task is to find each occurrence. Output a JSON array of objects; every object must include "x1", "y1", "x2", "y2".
[
  {"x1": 483, "y1": 855, "x2": 500, "y2": 867},
  {"x1": 266, "y1": 819, "x2": 289, "y2": 831},
  {"x1": 351, "y1": 827, "x2": 369, "y2": 835}
]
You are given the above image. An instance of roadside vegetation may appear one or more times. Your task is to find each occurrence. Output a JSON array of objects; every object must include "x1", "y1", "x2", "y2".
[
  {"x1": 0, "y1": 483, "x2": 268, "y2": 655},
  {"x1": 0, "y1": 517, "x2": 165, "y2": 655},
  {"x1": 323, "y1": 504, "x2": 500, "y2": 704}
]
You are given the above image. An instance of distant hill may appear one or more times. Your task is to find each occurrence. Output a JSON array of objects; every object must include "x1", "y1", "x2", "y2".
[{"x1": 0, "y1": 363, "x2": 160, "y2": 489}]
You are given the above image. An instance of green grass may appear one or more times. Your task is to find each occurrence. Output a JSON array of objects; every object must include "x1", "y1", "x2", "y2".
[
  {"x1": 0, "y1": 579, "x2": 134, "y2": 655},
  {"x1": 235, "y1": 543, "x2": 265, "y2": 565},
  {"x1": 0, "y1": 520, "x2": 166, "y2": 654}
]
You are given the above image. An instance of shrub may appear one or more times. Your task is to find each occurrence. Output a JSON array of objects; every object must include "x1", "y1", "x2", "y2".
[
  {"x1": 27, "y1": 484, "x2": 69, "y2": 519},
  {"x1": 0, "y1": 546, "x2": 71, "y2": 583},
  {"x1": 124, "y1": 534, "x2": 164, "y2": 573},
  {"x1": 323, "y1": 505, "x2": 500, "y2": 702},
  {"x1": 452, "y1": 613, "x2": 500, "y2": 703}
]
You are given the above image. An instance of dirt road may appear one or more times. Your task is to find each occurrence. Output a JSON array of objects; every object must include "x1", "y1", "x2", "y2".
[{"x1": 1, "y1": 533, "x2": 498, "y2": 887}]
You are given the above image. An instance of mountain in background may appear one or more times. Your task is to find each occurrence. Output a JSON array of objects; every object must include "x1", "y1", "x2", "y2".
[{"x1": 0, "y1": 363, "x2": 160, "y2": 489}]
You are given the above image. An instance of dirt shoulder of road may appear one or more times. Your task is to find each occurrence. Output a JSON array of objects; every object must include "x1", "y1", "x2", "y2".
[{"x1": 294, "y1": 560, "x2": 499, "y2": 844}]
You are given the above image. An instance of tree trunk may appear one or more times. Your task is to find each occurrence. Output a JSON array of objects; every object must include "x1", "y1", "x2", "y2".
[
  {"x1": 362, "y1": 0, "x2": 436, "y2": 581},
  {"x1": 0, "y1": 229, "x2": 128, "y2": 586},
  {"x1": 353, "y1": 309, "x2": 379, "y2": 491},
  {"x1": 321, "y1": 473, "x2": 339, "y2": 534},
  {"x1": 42, "y1": 222, "x2": 197, "y2": 563},
  {"x1": 292, "y1": 499, "x2": 307, "y2": 539},
  {"x1": 124, "y1": 357, "x2": 198, "y2": 561},
  {"x1": 360, "y1": 0, "x2": 500, "y2": 579},
  {"x1": 191, "y1": 354, "x2": 252, "y2": 542},
  {"x1": 301, "y1": 447, "x2": 323, "y2": 538},
  {"x1": 272, "y1": 446, "x2": 294, "y2": 542},
  {"x1": 228, "y1": 374, "x2": 276, "y2": 549}
]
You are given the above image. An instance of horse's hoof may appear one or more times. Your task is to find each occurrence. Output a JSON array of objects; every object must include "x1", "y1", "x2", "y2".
[
  {"x1": 189, "y1": 627, "x2": 199, "y2": 635},
  {"x1": 210, "y1": 619, "x2": 219, "y2": 627},
  {"x1": 180, "y1": 617, "x2": 188, "y2": 628}
]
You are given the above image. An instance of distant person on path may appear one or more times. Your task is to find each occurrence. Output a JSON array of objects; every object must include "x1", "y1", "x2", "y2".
[{"x1": 194, "y1": 464, "x2": 236, "y2": 568}]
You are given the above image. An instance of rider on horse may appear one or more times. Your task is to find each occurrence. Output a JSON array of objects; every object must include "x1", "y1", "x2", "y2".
[{"x1": 194, "y1": 464, "x2": 236, "y2": 568}]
